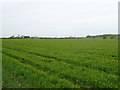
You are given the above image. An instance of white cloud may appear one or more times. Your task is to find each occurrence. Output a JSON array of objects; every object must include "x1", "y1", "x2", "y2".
[{"x1": 1, "y1": 0, "x2": 119, "y2": 37}]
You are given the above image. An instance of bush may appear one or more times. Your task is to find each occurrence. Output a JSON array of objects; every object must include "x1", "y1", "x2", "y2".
[{"x1": 102, "y1": 36, "x2": 106, "y2": 39}]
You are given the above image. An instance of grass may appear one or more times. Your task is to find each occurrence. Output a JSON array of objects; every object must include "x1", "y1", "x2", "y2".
[{"x1": 2, "y1": 39, "x2": 118, "y2": 88}]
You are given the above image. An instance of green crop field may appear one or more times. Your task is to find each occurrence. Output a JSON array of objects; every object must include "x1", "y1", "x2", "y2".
[{"x1": 1, "y1": 39, "x2": 118, "y2": 88}]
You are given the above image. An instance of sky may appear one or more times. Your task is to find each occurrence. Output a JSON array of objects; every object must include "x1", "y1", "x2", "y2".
[{"x1": 0, "y1": 0, "x2": 119, "y2": 37}]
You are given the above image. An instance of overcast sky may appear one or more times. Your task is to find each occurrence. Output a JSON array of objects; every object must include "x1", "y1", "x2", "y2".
[{"x1": 0, "y1": 0, "x2": 119, "y2": 37}]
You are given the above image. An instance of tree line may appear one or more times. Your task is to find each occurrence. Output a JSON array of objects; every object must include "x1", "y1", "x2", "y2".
[{"x1": 2, "y1": 34, "x2": 119, "y2": 39}]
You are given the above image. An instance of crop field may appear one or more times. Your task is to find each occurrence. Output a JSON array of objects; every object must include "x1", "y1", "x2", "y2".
[{"x1": 2, "y1": 39, "x2": 118, "y2": 88}]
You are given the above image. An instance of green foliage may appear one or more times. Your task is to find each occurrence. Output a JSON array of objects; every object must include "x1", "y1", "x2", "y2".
[
  {"x1": 86, "y1": 34, "x2": 118, "y2": 39},
  {"x1": 102, "y1": 36, "x2": 107, "y2": 39},
  {"x1": 2, "y1": 39, "x2": 118, "y2": 88},
  {"x1": 110, "y1": 36, "x2": 115, "y2": 39}
]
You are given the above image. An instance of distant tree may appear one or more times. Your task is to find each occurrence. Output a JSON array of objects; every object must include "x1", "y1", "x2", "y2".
[
  {"x1": 102, "y1": 36, "x2": 107, "y2": 39},
  {"x1": 86, "y1": 35, "x2": 91, "y2": 38},
  {"x1": 110, "y1": 36, "x2": 115, "y2": 39},
  {"x1": 118, "y1": 34, "x2": 120, "y2": 39},
  {"x1": 24, "y1": 36, "x2": 30, "y2": 39},
  {"x1": 9, "y1": 35, "x2": 14, "y2": 39},
  {"x1": 92, "y1": 36, "x2": 95, "y2": 39}
]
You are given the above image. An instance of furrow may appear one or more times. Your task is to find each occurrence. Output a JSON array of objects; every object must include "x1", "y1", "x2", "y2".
[
  {"x1": 4, "y1": 46, "x2": 118, "y2": 75},
  {"x1": 2, "y1": 48, "x2": 118, "y2": 86},
  {"x1": 2, "y1": 51, "x2": 91, "y2": 88},
  {"x1": 3, "y1": 54, "x2": 78, "y2": 88}
]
